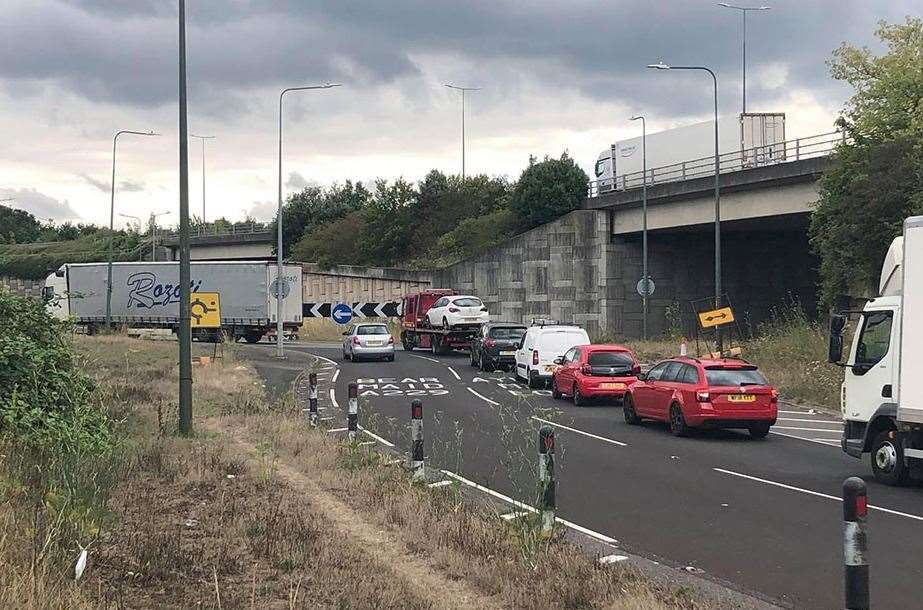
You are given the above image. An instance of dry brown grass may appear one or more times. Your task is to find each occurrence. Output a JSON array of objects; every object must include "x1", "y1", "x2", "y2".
[{"x1": 299, "y1": 317, "x2": 402, "y2": 342}]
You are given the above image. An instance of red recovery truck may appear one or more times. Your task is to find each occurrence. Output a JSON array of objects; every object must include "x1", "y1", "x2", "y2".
[{"x1": 399, "y1": 289, "x2": 481, "y2": 354}]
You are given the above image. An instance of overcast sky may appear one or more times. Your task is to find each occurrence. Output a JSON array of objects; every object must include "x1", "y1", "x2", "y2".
[{"x1": 0, "y1": 1, "x2": 915, "y2": 228}]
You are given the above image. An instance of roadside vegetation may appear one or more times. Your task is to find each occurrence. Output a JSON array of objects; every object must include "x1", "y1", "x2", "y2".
[{"x1": 0, "y1": 288, "x2": 704, "y2": 608}]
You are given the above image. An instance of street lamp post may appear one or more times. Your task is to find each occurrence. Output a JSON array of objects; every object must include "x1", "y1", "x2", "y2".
[
  {"x1": 648, "y1": 62, "x2": 723, "y2": 351},
  {"x1": 444, "y1": 84, "x2": 481, "y2": 180},
  {"x1": 277, "y1": 83, "x2": 341, "y2": 359},
  {"x1": 190, "y1": 134, "x2": 215, "y2": 223},
  {"x1": 105, "y1": 129, "x2": 159, "y2": 328},
  {"x1": 630, "y1": 115, "x2": 649, "y2": 341},
  {"x1": 149, "y1": 211, "x2": 172, "y2": 261},
  {"x1": 717, "y1": 3, "x2": 770, "y2": 115}
]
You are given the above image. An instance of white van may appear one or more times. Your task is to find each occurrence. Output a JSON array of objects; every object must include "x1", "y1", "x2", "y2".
[{"x1": 515, "y1": 323, "x2": 591, "y2": 389}]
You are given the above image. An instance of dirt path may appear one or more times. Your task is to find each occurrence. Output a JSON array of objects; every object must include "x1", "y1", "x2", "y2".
[{"x1": 208, "y1": 419, "x2": 502, "y2": 610}]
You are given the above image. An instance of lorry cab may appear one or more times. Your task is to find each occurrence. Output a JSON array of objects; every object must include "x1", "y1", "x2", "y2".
[{"x1": 43, "y1": 266, "x2": 70, "y2": 320}]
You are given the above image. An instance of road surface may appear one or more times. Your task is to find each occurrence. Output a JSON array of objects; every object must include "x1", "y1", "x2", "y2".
[{"x1": 241, "y1": 342, "x2": 923, "y2": 609}]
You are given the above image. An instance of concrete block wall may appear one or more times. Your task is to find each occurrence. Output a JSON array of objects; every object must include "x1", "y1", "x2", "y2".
[
  {"x1": 0, "y1": 276, "x2": 45, "y2": 299},
  {"x1": 432, "y1": 210, "x2": 611, "y2": 338}
]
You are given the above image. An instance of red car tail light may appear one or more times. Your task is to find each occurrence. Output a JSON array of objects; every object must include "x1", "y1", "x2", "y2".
[
  {"x1": 696, "y1": 391, "x2": 710, "y2": 402},
  {"x1": 532, "y1": 350, "x2": 539, "y2": 365},
  {"x1": 580, "y1": 364, "x2": 592, "y2": 375},
  {"x1": 388, "y1": 336, "x2": 394, "y2": 344},
  {"x1": 484, "y1": 339, "x2": 496, "y2": 348},
  {"x1": 770, "y1": 388, "x2": 779, "y2": 404},
  {"x1": 352, "y1": 336, "x2": 360, "y2": 345},
  {"x1": 448, "y1": 307, "x2": 460, "y2": 313}
]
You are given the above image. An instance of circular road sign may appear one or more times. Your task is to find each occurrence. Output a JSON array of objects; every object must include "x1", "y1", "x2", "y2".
[
  {"x1": 331, "y1": 302, "x2": 354, "y2": 325},
  {"x1": 270, "y1": 277, "x2": 291, "y2": 300},
  {"x1": 636, "y1": 277, "x2": 655, "y2": 297}
]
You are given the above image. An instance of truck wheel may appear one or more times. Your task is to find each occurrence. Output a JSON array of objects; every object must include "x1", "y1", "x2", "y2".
[
  {"x1": 431, "y1": 335, "x2": 441, "y2": 355},
  {"x1": 401, "y1": 332, "x2": 413, "y2": 352},
  {"x1": 870, "y1": 430, "x2": 910, "y2": 486},
  {"x1": 243, "y1": 331, "x2": 263, "y2": 344}
]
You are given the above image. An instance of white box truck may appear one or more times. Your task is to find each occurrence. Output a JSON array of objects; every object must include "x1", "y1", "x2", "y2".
[
  {"x1": 593, "y1": 112, "x2": 786, "y2": 192},
  {"x1": 43, "y1": 260, "x2": 303, "y2": 343},
  {"x1": 829, "y1": 216, "x2": 923, "y2": 485}
]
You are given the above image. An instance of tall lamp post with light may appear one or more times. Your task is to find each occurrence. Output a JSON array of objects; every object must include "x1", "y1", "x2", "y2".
[
  {"x1": 629, "y1": 114, "x2": 650, "y2": 340},
  {"x1": 444, "y1": 84, "x2": 481, "y2": 180},
  {"x1": 148, "y1": 211, "x2": 172, "y2": 261},
  {"x1": 717, "y1": 3, "x2": 770, "y2": 115},
  {"x1": 276, "y1": 83, "x2": 341, "y2": 359},
  {"x1": 647, "y1": 62, "x2": 723, "y2": 351},
  {"x1": 105, "y1": 129, "x2": 159, "y2": 328},
  {"x1": 117, "y1": 213, "x2": 143, "y2": 260},
  {"x1": 190, "y1": 134, "x2": 215, "y2": 223}
]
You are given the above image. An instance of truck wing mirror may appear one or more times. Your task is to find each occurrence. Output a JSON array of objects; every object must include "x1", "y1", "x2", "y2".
[{"x1": 828, "y1": 314, "x2": 847, "y2": 364}]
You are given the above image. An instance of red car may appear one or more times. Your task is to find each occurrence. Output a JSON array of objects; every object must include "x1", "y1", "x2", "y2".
[
  {"x1": 551, "y1": 344, "x2": 641, "y2": 406},
  {"x1": 623, "y1": 357, "x2": 778, "y2": 438}
]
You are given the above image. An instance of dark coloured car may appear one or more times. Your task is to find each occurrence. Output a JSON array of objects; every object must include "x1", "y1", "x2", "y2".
[{"x1": 469, "y1": 322, "x2": 528, "y2": 371}]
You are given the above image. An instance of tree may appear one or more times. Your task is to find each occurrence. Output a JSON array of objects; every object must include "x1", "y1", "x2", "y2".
[
  {"x1": 508, "y1": 152, "x2": 588, "y2": 231},
  {"x1": 358, "y1": 179, "x2": 418, "y2": 266},
  {"x1": 291, "y1": 211, "x2": 366, "y2": 267},
  {"x1": 0, "y1": 205, "x2": 41, "y2": 244},
  {"x1": 272, "y1": 181, "x2": 371, "y2": 256},
  {"x1": 810, "y1": 18, "x2": 923, "y2": 305}
]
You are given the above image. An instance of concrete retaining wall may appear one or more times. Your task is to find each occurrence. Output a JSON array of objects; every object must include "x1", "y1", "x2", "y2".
[{"x1": 0, "y1": 275, "x2": 44, "y2": 299}]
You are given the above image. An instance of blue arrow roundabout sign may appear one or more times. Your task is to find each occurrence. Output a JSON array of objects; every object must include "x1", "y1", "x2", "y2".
[{"x1": 331, "y1": 302, "x2": 354, "y2": 325}]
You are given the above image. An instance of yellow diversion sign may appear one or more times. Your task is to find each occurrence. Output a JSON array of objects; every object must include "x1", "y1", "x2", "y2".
[
  {"x1": 697, "y1": 306, "x2": 735, "y2": 329},
  {"x1": 190, "y1": 292, "x2": 221, "y2": 328}
]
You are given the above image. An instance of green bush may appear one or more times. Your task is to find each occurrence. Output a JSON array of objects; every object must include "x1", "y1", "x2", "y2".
[{"x1": 0, "y1": 289, "x2": 111, "y2": 451}]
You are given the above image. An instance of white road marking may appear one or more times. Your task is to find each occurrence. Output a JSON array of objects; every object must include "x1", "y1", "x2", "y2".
[
  {"x1": 428, "y1": 480, "x2": 454, "y2": 488},
  {"x1": 319, "y1": 416, "x2": 333, "y2": 421},
  {"x1": 810, "y1": 438, "x2": 841, "y2": 445},
  {"x1": 530, "y1": 417, "x2": 628, "y2": 447},
  {"x1": 447, "y1": 366, "x2": 461, "y2": 381},
  {"x1": 774, "y1": 426, "x2": 842, "y2": 433},
  {"x1": 358, "y1": 441, "x2": 376, "y2": 446},
  {"x1": 327, "y1": 427, "x2": 347, "y2": 433},
  {"x1": 313, "y1": 353, "x2": 339, "y2": 367},
  {"x1": 500, "y1": 511, "x2": 528, "y2": 521},
  {"x1": 779, "y1": 410, "x2": 827, "y2": 415},
  {"x1": 770, "y1": 430, "x2": 841, "y2": 447},
  {"x1": 410, "y1": 354, "x2": 441, "y2": 363},
  {"x1": 467, "y1": 387, "x2": 500, "y2": 406},
  {"x1": 599, "y1": 554, "x2": 629, "y2": 564},
  {"x1": 777, "y1": 417, "x2": 840, "y2": 424},
  {"x1": 358, "y1": 425, "x2": 395, "y2": 448},
  {"x1": 329, "y1": 389, "x2": 339, "y2": 408},
  {"x1": 714, "y1": 468, "x2": 923, "y2": 522},
  {"x1": 332, "y1": 369, "x2": 340, "y2": 383},
  {"x1": 440, "y1": 469, "x2": 618, "y2": 544}
]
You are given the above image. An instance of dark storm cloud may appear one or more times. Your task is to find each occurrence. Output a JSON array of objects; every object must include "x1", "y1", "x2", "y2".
[
  {"x1": 0, "y1": 1, "x2": 916, "y2": 116},
  {"x1": 79, "y1": 173, "x2": 109, "y2": 192},
  {"x1": 0, "y1": 188, "x2": 82, "y2": 221}
]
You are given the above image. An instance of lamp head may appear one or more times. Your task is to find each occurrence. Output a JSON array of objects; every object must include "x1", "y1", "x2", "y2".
[
  {"x1": 647, "y1": 62, "x2": 670, "y2": 70},
  {"x1": 630, "y1": 115, "x2": 643, "y2": 121}
]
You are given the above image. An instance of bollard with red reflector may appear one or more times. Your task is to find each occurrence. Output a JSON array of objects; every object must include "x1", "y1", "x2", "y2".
[
  {"x1": 308, "y1": 371, "x2": 318, "y2": 427},
  {"x1": 410, "y1": 399, "x2": 424, "y2": 482},
  {"x1": 538, "y1": 426, "x2": 556, "y2": 539},
  {"x1": 347, "y1": 382, "x2": 358, "y2": 442},
  {"x1": 843, "y1": 476, "x2": 869, "y2": 610}
]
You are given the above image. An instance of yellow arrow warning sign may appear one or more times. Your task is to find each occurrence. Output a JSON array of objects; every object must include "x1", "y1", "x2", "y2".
[
  {"x1": 190, "y1": 292, "x2": 221, "y2": 328},
  {"x1": 697, "y1": 306, "x2": 735, "y2": 329}
]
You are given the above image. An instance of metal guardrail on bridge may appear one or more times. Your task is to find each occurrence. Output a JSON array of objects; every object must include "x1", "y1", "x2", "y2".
[
  {"x1": 161, "y1": 221, "x2": 270, "y2": 239},
  {"x1": 587, "y1": 130, "x2": 846, "y2": 198}
]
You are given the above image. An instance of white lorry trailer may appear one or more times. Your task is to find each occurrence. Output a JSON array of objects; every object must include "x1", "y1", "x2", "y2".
[
  {"x1": 43, "y1": 261, "x2": 303, "y2": 343},
  {"x1": 593, "y1": 112, "x2": 786, "y2": 192},
  {"x1": 829, "y1": 216, "x2": 923, "y2": 485}
]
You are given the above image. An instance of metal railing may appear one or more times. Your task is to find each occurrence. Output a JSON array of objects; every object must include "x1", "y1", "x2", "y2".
[
  {"x1": 587, "y1": 130, "x2": 847, "y2": 198},
  {"x1": 162, "y1": 221, "x2": 270, "y2": 239}
]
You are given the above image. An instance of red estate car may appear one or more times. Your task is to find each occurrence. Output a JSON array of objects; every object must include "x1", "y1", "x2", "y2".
[
  {"x1": 551, "y1": 344, "x2": 641, "y2": 406},
  {"x1": 623, "y1": 357, "x2": 778, "y2": 438}
]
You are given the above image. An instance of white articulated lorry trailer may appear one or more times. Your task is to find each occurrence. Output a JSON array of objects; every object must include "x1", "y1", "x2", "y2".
[
  {"x1": 829, "y1": 216, "x2": 923, "y2": 485},
  {"x1": 43, "y1": 261, "x2": 303, "y2": 343},
  {"x1": 593, "y1": 112, "x2": 786, "y2": 192}
]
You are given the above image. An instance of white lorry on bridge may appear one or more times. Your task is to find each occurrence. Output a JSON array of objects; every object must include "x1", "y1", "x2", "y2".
[{"x1": 830, "y1": 216, "x2": 923, "y2": 485}]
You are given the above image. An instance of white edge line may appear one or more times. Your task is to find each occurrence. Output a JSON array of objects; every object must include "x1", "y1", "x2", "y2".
[
  {"x1": 531, "y1": 416, "x2": 628, "y2": 447},
  {"x1": 313, "y1": 353, "x2": 339, "y2": 367},
  {"x1": 714, "y1": 467, "x2": 923, "y2": 522},
  {"x1": 599, "y1": 554, "x2": 629, "y2": 564},
  {"x1": 439, "y1": 469, "x2": 617, "y2": 543},
  {"x1": 467, "y1": 387, "x2": 500, "y2": 406},
  {"x1": 327, "y1": 427, "x2": 347, "y2": 433},
  {"x1": 332, "y1": 368, "x2": 340, "y2": 383},
  {"x1": 358, "y1": 425, "x2": 395, "y2": 448},
  {"x1": 409, "y1": 354, "x2": 441, "y2": 363},
  {"x1": 774, "y1": 426, "x2": 842, "y2": 433},
  {"x1": 329, "y1": 388, "x2": 339, "y2": 409},
  {"x1": 779, "y1": 410, "x2": 828, "y2": 415},
  {"x1": 447, "y1": 366, "x2": 461, "y2": 380},
  {"x1": 770, "y1": 430, "x2": 841, "y2": 448},
  {"x1": 777, "y1": 417, "x2": 840, "y2": 424},
  {"x1": 428, "y1": 480, "x2": 454, "y2": 488}
]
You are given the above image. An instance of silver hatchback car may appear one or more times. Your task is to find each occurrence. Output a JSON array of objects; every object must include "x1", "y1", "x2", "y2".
[{"x1": 342, "y1": 323, "x2": 395, "y2": 362}]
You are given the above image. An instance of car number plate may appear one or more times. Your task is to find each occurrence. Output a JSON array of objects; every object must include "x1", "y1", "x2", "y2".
[
  {"x1": 366, "y1": 340, "x2": 383, "y2": 347},
  {"x1": 600, "y1": 382, "x2": 626, "y2": 390},
  {"x1": 728, "y1": 394, "x2": 756, "y2": 403},
  {"x1": 500, "y1": 350, "x2": 515, "y2": 356},
  {"x1": 544, "y1": 365, "x2": 556, "y2": 372},
  {"x1": 465, "y1": 317, "x2": 480, "y2": 321}
]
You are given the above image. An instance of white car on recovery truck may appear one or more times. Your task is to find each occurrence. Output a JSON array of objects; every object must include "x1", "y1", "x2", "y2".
[{"x1": 829, "y1": 215, "x2": 923, "y2": 485}]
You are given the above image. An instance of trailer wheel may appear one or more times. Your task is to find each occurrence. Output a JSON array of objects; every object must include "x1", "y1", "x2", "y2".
[
  {"x1": 431, "y1": 335, "x2": 441, "y2": 355},
  {"x1": 243, "y1": 331, "x2": 263, "y2": 344},
  {"x1": 870, "y1": 430, "x2": 910, "y2": 486}
]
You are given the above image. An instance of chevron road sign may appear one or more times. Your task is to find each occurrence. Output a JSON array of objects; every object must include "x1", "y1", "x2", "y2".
[{"x1": 302, "y1": 302, "x2": 400, "y2": 319}]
